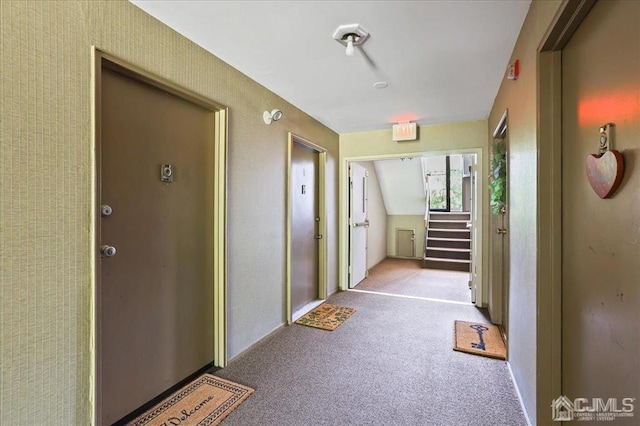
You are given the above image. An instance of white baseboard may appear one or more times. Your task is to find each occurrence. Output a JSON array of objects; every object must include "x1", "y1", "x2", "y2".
[{"x1": 507, "y1": 361, "x2": 533, "y2": 426}]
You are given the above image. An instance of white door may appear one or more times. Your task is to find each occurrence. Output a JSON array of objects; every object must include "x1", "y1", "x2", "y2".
[{"x1": 349, "y1": 163, "x2": 368, "y2": 288}]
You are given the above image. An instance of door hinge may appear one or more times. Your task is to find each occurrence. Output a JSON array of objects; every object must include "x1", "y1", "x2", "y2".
[{"x1": 365, "y1": 170, "x2": 369, "y2": 177}]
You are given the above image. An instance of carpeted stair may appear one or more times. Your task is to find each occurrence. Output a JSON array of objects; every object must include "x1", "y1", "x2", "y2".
[{"x1": 423, "y1": 211, "x2": 471, "y2": 272}]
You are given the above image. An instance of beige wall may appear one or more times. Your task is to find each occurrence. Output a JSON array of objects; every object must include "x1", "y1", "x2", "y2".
[
  {"x1": 353, "y1": 161, "x2": 387, "y2": 268},
  {"x1": 339, "y1": 120, "x2": 489, "y2": 297},
  {"x1": 387, "y1": 216, "x2": 424, "y2": 258},
  {"x1": 0, "y1": 1, "x2": 338, "y2": 424},
  {"x1": 487, "y1": 0, "x2": 562, "y2": 424},
  {"x1": 561, "y1": 0, "x2": 640, "y2": 419}
]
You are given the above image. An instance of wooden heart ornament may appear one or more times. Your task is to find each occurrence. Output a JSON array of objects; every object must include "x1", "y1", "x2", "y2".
[{"x1": 586, "y1": 150, "x2": 624, "y2": 198}]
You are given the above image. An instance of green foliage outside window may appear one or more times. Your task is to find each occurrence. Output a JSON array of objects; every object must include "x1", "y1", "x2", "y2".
[{"x1": 489, "y1": 141, "x2": 506, "y2": 215}]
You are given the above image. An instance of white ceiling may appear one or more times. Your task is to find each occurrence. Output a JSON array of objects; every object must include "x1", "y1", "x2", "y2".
[{"x1": 130, "y1": 1, "x2": 531, "y2": 133}]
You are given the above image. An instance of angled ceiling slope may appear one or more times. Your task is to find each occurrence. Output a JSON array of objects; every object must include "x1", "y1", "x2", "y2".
[{"x1": 130, "y1": 1, "x2": 531, "y2": 133}]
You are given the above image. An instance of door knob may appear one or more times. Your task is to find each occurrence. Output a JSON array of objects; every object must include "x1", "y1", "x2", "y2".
[
  {"x1": 100, "y1": 245, "x2": 117, "y2": 257},
  {"x1": 496, "y1": 228, "x2": 507, "y2": 235},
  {"x1": 315, "y1": 234, "x2": 323, "y2": 240}
]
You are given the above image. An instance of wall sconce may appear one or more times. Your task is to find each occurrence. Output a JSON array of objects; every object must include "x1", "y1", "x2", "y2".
[{"x1": 263, "y1": 109, "x2": 283, "y2": 125}]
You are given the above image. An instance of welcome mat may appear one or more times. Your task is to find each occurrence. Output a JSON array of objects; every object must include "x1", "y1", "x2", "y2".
[
  {"x1": 127, "y1": 374, "x2": 253, "y2": 426},
  {"x1": 453, "y1": 320, "x2": 506, "y2": 360},
  {"x1": 295, "y1": 303, "x2": 356, "y2": 331}
]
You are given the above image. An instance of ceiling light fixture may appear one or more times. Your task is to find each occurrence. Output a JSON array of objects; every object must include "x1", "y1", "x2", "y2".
[
  {"x1": 263, "y1": 109, "x2": 283, "y2": 125},
  {"x1": 333, "y1": 24, "x2": 369, "y2": 57}
]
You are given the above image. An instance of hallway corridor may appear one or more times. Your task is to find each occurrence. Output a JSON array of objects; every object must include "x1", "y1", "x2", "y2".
[{"x1": 214, "y1": 290, "x2": 524, "y2": 425}]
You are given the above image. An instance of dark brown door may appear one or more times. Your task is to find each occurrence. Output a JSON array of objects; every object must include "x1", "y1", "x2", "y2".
[
  {"x1": 99, "y1": 67, "x2": 215, "y2": 424},
  {"x1": 561, "y1": 0, "x2": 639, "y2": 408},
  {"x1": 291, "y1": 142, "x2": 319, "y2": 314}
]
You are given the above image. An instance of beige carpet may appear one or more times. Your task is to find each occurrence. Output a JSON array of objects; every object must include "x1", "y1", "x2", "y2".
[
  {"x1": 355, "y1": 258, "x2": 471, "y2": 303},
  {"x1": 295, "y1": 303, "x2": 356, "y2": 331},
  {"x1": 127, "y1": 374, "x2": 253, "y2": 426},
  {"x1": 453, "y1": 320, "x2": 506, "y2": 360}
]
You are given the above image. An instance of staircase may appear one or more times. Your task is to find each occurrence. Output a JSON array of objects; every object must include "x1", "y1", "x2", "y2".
[{"x1": 423, "y1": 211, "x2": 471, "y2": 272}]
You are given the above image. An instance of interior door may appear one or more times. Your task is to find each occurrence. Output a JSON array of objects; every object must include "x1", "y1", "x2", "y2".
[
  {"x1": 100, "y1": 67, "x2": 215, "y2": 424},
  {"x1": 489, "y1": 115, "x2": 509, "y2": 329},
  {"x1": 291, "y1": 142, "x2": 320, "y2": 314},
  {"x1": 349, "y1": 163, "x2": 368, "y2": 288},
  {"x1": 561, "y1": 0, "x2": 639, "y2": 406}
]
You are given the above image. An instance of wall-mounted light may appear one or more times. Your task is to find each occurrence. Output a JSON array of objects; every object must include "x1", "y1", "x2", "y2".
[
  {"x1": 263, "y1": 109, "x2": 283, "y2": 125},
  {"x1": 333, "y1": 24, "x2": 369, "y2": 57}
]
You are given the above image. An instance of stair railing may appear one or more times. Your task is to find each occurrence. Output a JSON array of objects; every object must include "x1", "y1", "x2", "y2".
[{"x1": 424, "y1": 176, "x2": 431, "y2": 259}]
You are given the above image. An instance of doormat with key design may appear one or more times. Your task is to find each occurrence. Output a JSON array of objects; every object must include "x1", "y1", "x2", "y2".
[
  {"x1": 453, "y1": 320, "x2": 506, "y2": 360},
  {"x1": 295, "y1": 303, "x2": 356, "y2": 331},
  {"x1": 127, "y1": 374, "x2": 253, "y2": 426}
]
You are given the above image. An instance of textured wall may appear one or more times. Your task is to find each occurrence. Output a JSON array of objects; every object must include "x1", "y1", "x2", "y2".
[
  {"x1": 0, "y1": 1, "x2": 338, "y2": 424},
  {"x1": 487, "y1": 0, "x2": 562, "y2": 424}
]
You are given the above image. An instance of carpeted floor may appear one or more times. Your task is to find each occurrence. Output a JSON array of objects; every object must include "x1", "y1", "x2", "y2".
[
  {"x1": 214, "y1": 290, "x2": 526, "y2": 425},
  {"x1": 354, "y1": 258, "x2": 472, "y2": 303}
]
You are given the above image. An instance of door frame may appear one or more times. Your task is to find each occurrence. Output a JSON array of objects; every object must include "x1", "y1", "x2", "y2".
[
  {"x1": 536, "y1": 0, "x2": 596, "y2": 422},
  {"x1": 92, "y1": 49, "x2": 229, "y2": 424},
  {"x1": 286, "y1": 133, "x2": 327, "y2": 324},
  {"x1": 339, "y1": 149, "x2": 485, "y2": 307}
]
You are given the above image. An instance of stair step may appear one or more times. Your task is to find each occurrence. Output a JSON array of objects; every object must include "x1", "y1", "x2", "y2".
[
  {"x1": 427, "y1": 237, "x2": 471, "y2": 249},
  {"x1": 428, "y1": 219, "x2": 469, "y2": 229},
  {"x1": 422, "y1": 257, "x2": 470, "y2": 272},
  {"x1": 425, "y1": 247, "x2": 471, "y2": 260},
  {"x1": 429, "y1": 212, "x2": 471, "y2": 221},
  {"x1": 428, "y1": 229, "x2": 471, "y2": 239}
]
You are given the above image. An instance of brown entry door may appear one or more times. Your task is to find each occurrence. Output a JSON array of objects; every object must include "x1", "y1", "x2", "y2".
[
  {"x1": 291, "y1": 142, "x2": 320, "y2": 314},
  {"x1": 561, "y1": 0, "x2": 639, "y2": 405},
  {"x1": 99, "y1": 67, "x2": 215, "y2": 424}
]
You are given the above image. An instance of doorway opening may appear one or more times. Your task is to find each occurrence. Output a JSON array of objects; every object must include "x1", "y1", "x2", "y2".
[{"x1": 341, "y1": 149, "x2": 483, "y2": 307}]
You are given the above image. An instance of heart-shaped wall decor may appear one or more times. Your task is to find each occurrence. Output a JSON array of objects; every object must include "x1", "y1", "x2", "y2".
[{"x1": 585, "y1": 150, "x2": 624, "y2": 199}]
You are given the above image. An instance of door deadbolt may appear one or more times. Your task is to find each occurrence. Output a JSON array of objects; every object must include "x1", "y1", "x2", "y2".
[
  {"x1": 101, "y1": 205, "x2": 113, "y2": 217},
  {"x1": 161, "y1": 164, "x2": 174, "y2": 183},
  {"x1": 100, "y1": 245, "x2": 117, "y2": 257}
]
